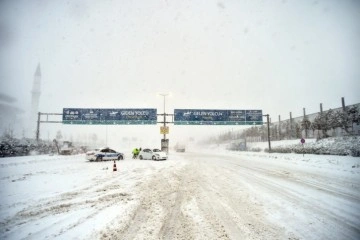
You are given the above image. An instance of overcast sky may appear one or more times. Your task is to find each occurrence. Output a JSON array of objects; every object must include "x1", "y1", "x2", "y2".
[{"x1": 1, "y1": 0, "x2": 359, "y2": 147}]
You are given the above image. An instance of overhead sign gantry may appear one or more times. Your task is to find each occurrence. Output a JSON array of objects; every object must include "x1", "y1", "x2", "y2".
[{"x1": 36, "y1": 108, "x2": 270, "y2": 152}]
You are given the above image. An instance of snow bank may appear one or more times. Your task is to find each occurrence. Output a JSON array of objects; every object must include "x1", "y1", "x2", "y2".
[
  {"x1": 232, "y1": 137, "x2": 360, "y2": 157},
  {"x1": 269, "y1": 137, "x2": 360, "y2": 156}
]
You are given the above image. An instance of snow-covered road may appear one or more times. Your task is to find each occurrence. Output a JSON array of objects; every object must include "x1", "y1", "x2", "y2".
[{"x1": 1, "y1": 150, "x2": 359, "y2": 239}]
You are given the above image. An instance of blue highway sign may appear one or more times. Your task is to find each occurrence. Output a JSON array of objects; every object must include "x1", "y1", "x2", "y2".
[
  {"x1": 63, "y1": 108, "x2": 157, "y2": 125},
  {"x1": 174, "y1": 109, "x2": 263, "y2": 125}
]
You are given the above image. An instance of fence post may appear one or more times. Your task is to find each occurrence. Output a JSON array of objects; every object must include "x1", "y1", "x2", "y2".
[
  {"x1": 290, "y1": 112, "x2": 293, "y2": 139},
  {"x1": 278, "y1": 115, "x2": 281, "y2": 140},
  {"x1": 264, "y1": 114, "x2": 271, "y2": 152}
]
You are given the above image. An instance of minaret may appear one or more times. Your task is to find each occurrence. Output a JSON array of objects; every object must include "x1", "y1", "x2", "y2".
[{"x1": 30, "y1": 63, "x2": 41, "y2": 137}]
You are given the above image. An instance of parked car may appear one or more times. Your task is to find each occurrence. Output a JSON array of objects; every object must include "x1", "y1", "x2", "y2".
[
  {"x1": 86, "y1": 147, "x2": 124, "y2": 161},
  {"x1": 139, "y1": 148, "x2": 167, "y2": 161}
]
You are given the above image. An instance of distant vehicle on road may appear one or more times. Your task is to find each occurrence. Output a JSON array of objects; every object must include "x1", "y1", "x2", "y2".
[
  {"x1": 139, "y1": 148, "x2": 167, "y2": 161},
  {"x1": 60, "y1": 141, "x2": 73, "y2": 155},
  {"x1": 174, "y1": 143, "x2": 186, "y2": 152},
  {"x1": 86, "y1": 147, "x2": 124, "y2": 161}
]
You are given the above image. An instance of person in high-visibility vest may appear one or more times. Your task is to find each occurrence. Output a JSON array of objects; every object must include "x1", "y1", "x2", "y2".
[{"x1": 132, "y1": 148, "x2": 139, "y2": 159}]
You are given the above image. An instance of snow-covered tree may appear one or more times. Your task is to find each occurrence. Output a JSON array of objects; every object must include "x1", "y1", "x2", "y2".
[
  {"x1": 295, "y1": 122, "x2": 302, "y2": 138},
  {"x1": 336, "y1": 106, "x2": 360, "y2": 135},
  {"x1": 300, "y1": 116, "x2": 311, "y2": 138},
  {"x1": 313, "y1": 110, "x2": 335, "y2": 138}
]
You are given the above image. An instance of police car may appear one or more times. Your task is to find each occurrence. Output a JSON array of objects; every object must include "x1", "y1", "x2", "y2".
[{"x1": 86, "y1": 147, "x2": 124, "y2": 161}]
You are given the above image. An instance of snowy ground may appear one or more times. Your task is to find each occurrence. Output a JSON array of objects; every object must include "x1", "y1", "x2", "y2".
[{"x1": 1, "y1": 146, "x2": 360, "y2": 239}]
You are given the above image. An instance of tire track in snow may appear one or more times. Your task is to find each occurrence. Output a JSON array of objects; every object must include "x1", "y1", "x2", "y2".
[
  {"x1": 190, "y1": 159, "x2": 287, "y2": 240},
  {"x1": 215, "y1": 157, "x2": 360, "y2": 240},
  {"x1": 0, "y1": 166, "x2": 140, "y2": 239},
  {"x1": 98, "y1": 158, "x2": 287, "y2": 240}
]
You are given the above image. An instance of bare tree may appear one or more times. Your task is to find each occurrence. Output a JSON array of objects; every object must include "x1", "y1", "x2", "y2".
[
  {"x1": 91, "y1": 133, "x2": 98, "y2": 146},
  {"x1": 2, "y1": 126, "x2": 14, "y2": 140},
  {"x1": 282, "y1": 120, "x2": 291, "y2": 139},
  {"x1": 295, "y1": 122, "x2": 302, "y2": 138},
  {"x1": 271, "y1": 125, "x2": 278, "y2": 140},
  {"x1": 56, "y1": 130, "x2": 63, "y2": 141}
]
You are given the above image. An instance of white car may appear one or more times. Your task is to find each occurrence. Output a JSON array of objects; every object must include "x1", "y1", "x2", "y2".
[
  {"x1": 86, "y1": 147, "x2": 124, "y2": 161},
  {"x1": 139, "y1": 148, "x2": 167, "y2": 161}
]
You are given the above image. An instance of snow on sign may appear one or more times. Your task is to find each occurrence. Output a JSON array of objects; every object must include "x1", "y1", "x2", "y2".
[
  {"x1": 62, "y1": 108, "x2": 157, "y2": 125},
  {"x1": 174, "y1": 109, "x2": 263, "y2": 125}
]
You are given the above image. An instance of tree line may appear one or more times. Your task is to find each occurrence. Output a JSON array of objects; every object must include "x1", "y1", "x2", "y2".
[{"x1": 206, "y1": 105, "x2": 359, "y2": 144}]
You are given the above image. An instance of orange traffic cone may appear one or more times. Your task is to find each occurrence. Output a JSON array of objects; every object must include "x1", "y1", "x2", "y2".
[{"x1": 113, "y1": 160, "x2": 117, "y2": 172}]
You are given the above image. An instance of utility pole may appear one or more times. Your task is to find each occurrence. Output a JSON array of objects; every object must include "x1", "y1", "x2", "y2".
[
  {"x1": 159, "y1": 93, "x2": 168, "y2": 141},
  {"x1": 35, "y1": 112, "x2": 63, "y2": 142},
  {"x1": 105, "y1": 125, "x2": 108, "y2": 147},
  {"x1": 159, "y1": 93, "x2": 169, "y2": 153},
  {"x1": 36, "y1": 112, "x2": 41, "y2": 142}
]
